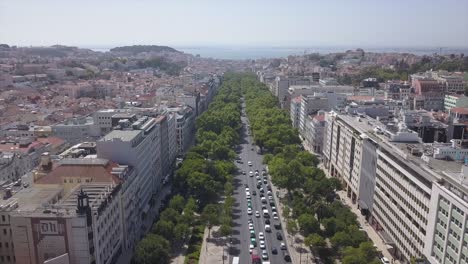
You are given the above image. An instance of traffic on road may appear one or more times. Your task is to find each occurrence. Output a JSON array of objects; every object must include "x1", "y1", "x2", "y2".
[{"x1": 229, "y1": 99, "x2": 291, "y2": 264}]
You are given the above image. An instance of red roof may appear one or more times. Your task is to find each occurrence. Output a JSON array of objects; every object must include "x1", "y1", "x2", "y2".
[
  {"x1": 0, "y1": 141, "x2": 45, "y2": 154},
  {"x1": 313, "y1": 115, "x2": 326, "y2": 122},
  {"x1": 451, "y1": 107, "x2": 468, "y2": 115},
  {"x1": 37, "y1": 137, "x2": 66, "y2": 148}
]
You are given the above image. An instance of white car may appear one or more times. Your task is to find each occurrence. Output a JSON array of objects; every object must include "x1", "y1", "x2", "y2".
[
  {"x1": 271, "y1": 206, "x2": 277, "y2": 212},
  {"x1": 280, "y1": 242, "x2": 286, "y2": 250},
  {"x1": 267, "y1": 191, "x2": 272, "y2": 195},
  {"x1": 249, "y1": 244, "x2": 255, "y2": 253},
  {"x1": 265, "y1": 225, "x2": 271, "y2": 232},
  {"x1": 259, "y1": 240, "x2": 266, "y2": 249},
  {"x1": 247, "y1": 208, "x2": 252, "y2": 215},
  {"x1": 256, "y1": 175, "x2": 261, "y2": 180},
  {"x1": 272, "y1": 212, "x2": 278, "y2": 220},
  {"x1": 262, "y1": 250, "x2": 268, "y2": 260},
  {"x1": 249, "y1": 223, "x2": 254, "y2": 230},
  {"x1": 258, "y1": 232, "x2": 265, "y2": 240},
  {"x1": 255, "y1": 211, "x2": 260, "y2": 218},
  {"x1": 245, "y1": 187, "x2": 250, "y2": 192},
  {"x1": 381, "y1": 257, "x2": 390, "y2": 264},
  {"x1": 249, "y1": 171, "x2": 254, "y2": 177},
  {"x1": 248, "y1": 161, "x2": 252, "y2": 166}
]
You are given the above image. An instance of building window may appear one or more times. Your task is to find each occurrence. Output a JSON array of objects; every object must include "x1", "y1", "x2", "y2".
[{"x1": 3, "y1": 229, "x2": 6, "y2": 235}]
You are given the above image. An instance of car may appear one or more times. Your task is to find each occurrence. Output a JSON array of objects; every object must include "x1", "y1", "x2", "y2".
[
  {"x1": 259, "y1": 240, "x2": 266, "y2": 249},
  {"x1": 247, "y1": 202, "x2": 252, "y2": 208},
  {"x1": 271, "y1": 206, "x2": 277, "y2": 212},
  {"x1": 259, "y1": 188, "x2": 264, "y2": 193},
  {"x1": 252, "y1": 190, "x2": 257, "y2": 195},
  {"x1": 267, "y1": 185, "x2": 272, "y2": 191},
  {"x1": 250, "y1": 237, "x2": 256, "y2": 246},
  {"x1": 249, "y1": 223, "x2": 254, "y2": 230},
  {"x1": 251, "y1": 147, "x2": 254, "y2": 151},
  {"x1": 255, "y1": 211, "x2": 260, "y2": 218},
  {"x1": 244, "y1": 184, "x2": 248, "y2": 188},
  {"x1": 258, "y1": 232, "x2": 265, "y2": 240},
  {"x1": 242, "y1": 171, "x2": 246, "y2": 175},
  {"x1": 249, "y1": 171, "x2": 254, "y2": 176},
  {"x1": 263, "y1": 179, "x2": 267, "y2": 184},
  {"x1": 246, "y1": 194, "x2": 251, "y2": 199},
  {"x1": 271, "y1": 247, "x2": 278, "y2": 254},
  {"x1": 261, "y1": 197, "x2": 267, "y2": 204},
  {"x1": 267, "y1": 191, "x2": 272, "y2": 195},
  {"x1": 245, "y1": 187, "x2": 250, "y2": 191},
  {"x1": 248, "y1": 218, "x2": 253, "y2": 224},
  {"x1": 268, "y1": 195, "x2": 273, "y2": 200},
  {"x1": 272, "y1": 212, "x2": 278, "y2": 220},
  {"x1": 249, "y1": 243, "x2": 255, "y2": 252},
  {"x1": 247, "y1": 208, "x2": 252, "y2": 215},
  {"x1": 255, "y1": 171, "x2": 259, "y2": 176},
  {"x1": 257, "y1": 185, "x2": 261, "y2": 189},
  {"x1": 248, "y1": 161, "x2": 252, "y2": 166},
  {"x1": 265, "y1": 219, "x2": 270, "y2": 225},
  {"x1": 381, "y1": 257, "x2": 390, "y2": 264},
  {"x1": 260, "y1": 193, "x2": 264, "y2": 198},
  {"x1": 283, "y1": 252, "x2": 291, "y2": 262},
  {"x1": 257, "y1": 180, "x2": 262, "y2": 185},
  {"x1": 250, "y1": 230, "x2": 256, "y2": 238},
  {"x1": 274, "y1": 222, "x2": 282, "y2": 229},
  {"x1": 269, "y1": 200, "x2": 275, "y2": 206},
  {"x1": 261, "y1": 204, "x2": 267, "y2": 210},
  {"x1": 265, "y1": 225, "x2": 271, "y2": 232},
  {"x1": 276, "y1": 232, "x2": 283, "y2": 240},
  {"x1": 256, "y1": 175, "x2": 261, "y2": 180},
  {"x1": 236, "y1": 160, "x2": 243, "y2": 164},
  {"x1": 262, "y1": 250, "x2": 268, "y2": 260},
  {"x1": 280, "y1": 242, "x2": 287, "y2": 250}
]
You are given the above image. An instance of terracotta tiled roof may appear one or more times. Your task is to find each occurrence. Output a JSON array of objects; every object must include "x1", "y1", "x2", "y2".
[
  {"x1": 35, "y1": 161, "x2": 121, "y2": 185},
  {"x1": 451, "y1": 107, "x2": 468, "y2": 115}
]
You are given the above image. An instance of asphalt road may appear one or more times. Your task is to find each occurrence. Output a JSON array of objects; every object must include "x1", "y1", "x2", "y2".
[{"x1": 229, "y1": 99, "x2": 291, "y2": 264}]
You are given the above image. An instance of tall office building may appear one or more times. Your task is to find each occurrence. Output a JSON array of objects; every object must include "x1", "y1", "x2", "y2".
[{"x1": 323, "y1": 112, "x2": 468, "y2": 263}]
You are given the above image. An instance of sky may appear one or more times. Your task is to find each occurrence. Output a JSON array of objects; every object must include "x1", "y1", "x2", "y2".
[{"x1": 1, "y1": 0, "x2": 467, "y2": 48}]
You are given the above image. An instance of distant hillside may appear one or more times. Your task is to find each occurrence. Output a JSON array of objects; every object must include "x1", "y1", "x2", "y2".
[{"x1": 110, "y1": 45, "x2": 180, "y2": 54}]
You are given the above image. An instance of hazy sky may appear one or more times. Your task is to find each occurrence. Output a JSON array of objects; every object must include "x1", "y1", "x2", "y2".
[{"x1": 1, "y1": 0, "x2": 467, "y2": 47}]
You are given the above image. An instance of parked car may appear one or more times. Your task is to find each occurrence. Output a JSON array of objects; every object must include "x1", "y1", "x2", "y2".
[{"x1": 276, "y1": 232, "x2": 283, "y2": 240}]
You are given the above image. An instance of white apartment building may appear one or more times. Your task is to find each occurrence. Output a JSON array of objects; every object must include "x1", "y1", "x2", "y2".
[
  {"x1": 290, "y1": 96, "x2": 302, "y2": 128},
  {"x1": 52, "y1": 117, "x2": 100, "y2": 144},
  {"x1": 97, "y1": 116, "x2": 162, "y2": 222},
  {"x1": 424, "y1": 168, "x2": 468, "y2": 264},
  {"x1": 323, "y1": 112, "x2": 468, "y2": 263},
  {"x1": 303, "y1": 112, "x2": 326, "y2": 154},
  {"x1": 166, "y1": 106, "x2": 195, "y2": 155},
  {"x1": 444, "y1": 94, "x2": 468, "y2": 111}
]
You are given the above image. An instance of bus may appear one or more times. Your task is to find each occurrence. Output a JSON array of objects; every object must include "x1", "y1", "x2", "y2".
[{"x1": 232, "y1": 257, "x2": 239, "y2": 264}]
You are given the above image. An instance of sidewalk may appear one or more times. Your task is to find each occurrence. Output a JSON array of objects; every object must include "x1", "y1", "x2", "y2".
[
  {"x1": 268, "y1": 169, "x2": 314, "y2": 264},
  {"x1": 198, "y1": 226, "x2": 228, "y2": 264}
]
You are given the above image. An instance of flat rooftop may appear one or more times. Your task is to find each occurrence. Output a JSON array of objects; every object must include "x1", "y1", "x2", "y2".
[{"x1": 101, "y1": 129, "x2": 141, "y2": 142}]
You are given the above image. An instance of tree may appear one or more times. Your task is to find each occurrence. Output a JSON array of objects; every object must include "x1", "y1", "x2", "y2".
[
  {"x1": 159, "y1": 208, "x2": 180, "y2": 223},
  {"x1": 305, "y1": 233, "x2": 326, "y2": 249},
  {"x1": 133, "y1": 234, "x2": 170, "y2": 264},
  {"x1": 202, "y1": 204, "x2": 220, "y2": 238},
  {"x1": 169, "y1": 195, "x2": 185, "y2": 213},
  {"x1": 173, "y1": 223, "x2": 190, "y2": 245},
  {"x1": 286, "y1": 220, "x2": 298, "y2": 236},
  {"x1": 298, "y1": 213, "x2": 320, "y2": 236},
  {"x1": 220, "y1": 224, "x2": 232, "y2": 237},
  {"x1": 342, "y1": 242, "x2": 379, "y2": 264},
  {"x1": 152, "y1": 220, "x2": 174, "y2": 240}
]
